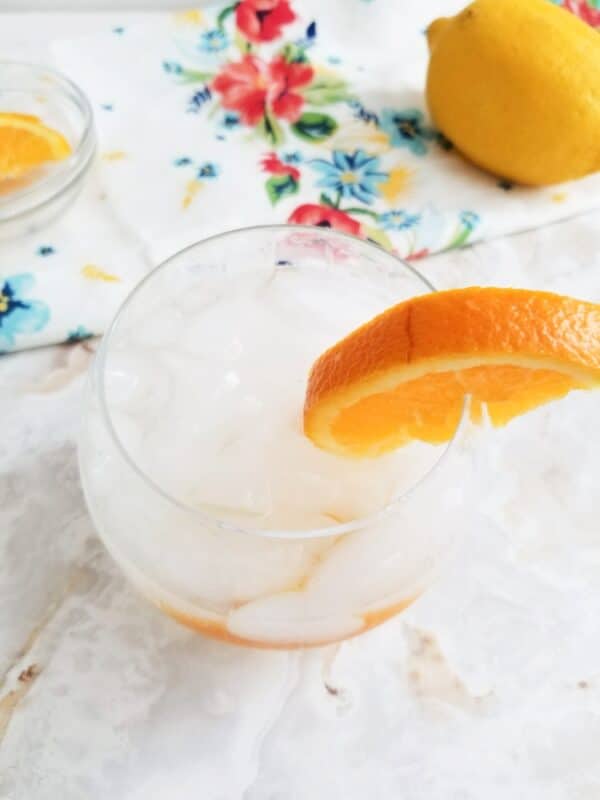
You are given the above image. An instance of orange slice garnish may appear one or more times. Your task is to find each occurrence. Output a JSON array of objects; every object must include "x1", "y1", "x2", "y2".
[
  {"x1": 0, "y1": 112, "x2": 71, "y2": 180},
  {"x1": 304, "y1": 287, "x2": 600, "y2": 457}
]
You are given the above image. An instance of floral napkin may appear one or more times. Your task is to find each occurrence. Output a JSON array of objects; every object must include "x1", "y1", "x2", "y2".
[
  {"x1": 0, "y1": 182, "x2": 149, "y2": 355},
  {"x1": 2, "y1": 0, "x2": 599, "y2": 353}
]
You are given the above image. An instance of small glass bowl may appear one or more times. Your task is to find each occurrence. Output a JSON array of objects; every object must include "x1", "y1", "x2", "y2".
[{"x1": 0, "y1": 61, "x2": 96, "y2": 240}]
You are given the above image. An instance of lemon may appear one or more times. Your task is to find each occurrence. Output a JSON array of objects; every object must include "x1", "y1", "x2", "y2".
[{"x1": 426, "y1": 0, "x2": 600, "y2": 186}]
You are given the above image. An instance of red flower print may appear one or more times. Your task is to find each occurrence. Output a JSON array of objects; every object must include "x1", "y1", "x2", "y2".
[
  {"x1": 268, "y1": 57, "x2": 312, "y2": 122},
  {"x1": 236, "y1": 0, "x2": 296, "y2": 43},
  {"x1": 562, "y1": 0, "x2": 600, "y2": 27},
  {"x1": 261, "y1": 152, "x2": 300, "y2": 181},
  {"x1": 212, "y1": 56, "x2": 266, "y2": 125},
  {"x1": 212, "y1": 55, "x2": 313, "y2": 126},
  {"x1": 406, "y1": 248, "x2": 430, "y2": 261},
  {"x1": 288, "y1": 204, "x2": 363, "y2": 237}
]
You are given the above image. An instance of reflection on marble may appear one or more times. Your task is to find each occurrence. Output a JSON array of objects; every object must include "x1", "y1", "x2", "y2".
[{"x1": 1, "y1": 210, "x2": 600, "y2": 799}]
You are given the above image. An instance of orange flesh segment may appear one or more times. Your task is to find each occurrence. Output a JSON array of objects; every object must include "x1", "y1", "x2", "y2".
[
  {"x1": 0, "y1": 112, "x2": 71, "y2": 179},
  {"x1": 304, "y1": 288, "x2": 600, "y2": 457}
]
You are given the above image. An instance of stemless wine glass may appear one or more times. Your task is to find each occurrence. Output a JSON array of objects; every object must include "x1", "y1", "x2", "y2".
[{"x1": 79, "y1": 225, "x2": 472, "y2": 649}]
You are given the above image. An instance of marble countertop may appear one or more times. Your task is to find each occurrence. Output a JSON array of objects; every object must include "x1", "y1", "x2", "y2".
[{"x1": 2, "y1": 12, "x2": 600, "y2": 800}]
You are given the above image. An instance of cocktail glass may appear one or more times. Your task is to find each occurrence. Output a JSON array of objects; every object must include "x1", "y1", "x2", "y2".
[{"x1": 79, "y1": 225, "x2": 472, "y2": 649}]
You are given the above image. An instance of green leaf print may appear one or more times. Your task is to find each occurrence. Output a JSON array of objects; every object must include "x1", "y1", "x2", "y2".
[
  {"x1": 343, "y1": 207, "x2": 380, "y2": 220},
  {"x1": 265, "y1": 174, "x2": 299, "y2": 205},
  {"x1": 217, "y1": 4, "x2": 236, "y2": 30},
  {"x1": 447, "y1": 226, "x2": 474, "y2": 249},
  {"x1": 302, "y1": 76, "x2": 352, "y2": 106},
  {"x1": 234, "y1": 28, "x2": 253, "y2": 55},
  {"x1": 178, "y1": 68, "x2": 215, "y2": 84},
  {"x1": 291, "y1": 112, "x2": 338, "y2": 142},
  {"x1": 280, "y1": 43, "x2": 309, "y2": 64},
  {"x1": 363, "y1": 225, "x2": 394, "y2": 251},
  {"x1": 258, "y1": 113, "x2": 285, "y2": 146}
]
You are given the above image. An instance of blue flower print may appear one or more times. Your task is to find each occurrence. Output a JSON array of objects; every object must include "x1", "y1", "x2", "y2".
[
  {"x1": 197, "y1": 162, "x2": 219, "y2": 179},
  {"x1": 172, "y1": 157, "x2": 219, "y2": 181},
  {"x1": 459, "y1": 211, "x2": 480, "y2": 231},
  {"x1": 37, "y1": 245, "x2": 55, "y2": 257},
  {"x1": 0, "y1": 274, "x2": 50, "y2": 350},
  {"x1": 282, "y1": 151, "x2": 302, "y2": 165},
  {"x1": 198, "y1": 29, "x2": 228, "y2": 54},
  {"x1": 378, "y1": 210, "x2": 421, "y2": 231},
  {"x1": 348, "y1": 99, "x2": 379, "y2": 126},
  {"x1": 311, "y1": 150, "x2": 387, "y2": 205},
  {"x1": 379, "y1": 108, "x2": 435, "y2": 155},
  {"x1": 188, "y1": 86, "x2": 212, "y2": 113},
  {"x1": 66, "y1": 325, "x2": 94, "y2": 343},
  {"x1": 221, "y1": 113, "x2": 240, "y2": 130},
  {"x1": 163, "y1": 61, "x2": 183, "y2": 76}
]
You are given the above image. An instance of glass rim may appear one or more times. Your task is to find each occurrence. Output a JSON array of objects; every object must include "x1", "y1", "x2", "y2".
[
  {"x1": 93, "y1": 223, "x2": 469, "y2": 540},
  {"x1": 0, "y1": 61, "x2": 96, "y2": 222}
]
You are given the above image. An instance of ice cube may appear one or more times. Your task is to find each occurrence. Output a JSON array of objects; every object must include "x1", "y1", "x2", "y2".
[
  {"x1": 180, "y1": 295, "x2": 246, "y2": 360},
  {"x1": 300, "y1": 452, "x2": 469, "y2": 615},
  {"x1": 263, "y1": 265, "x2": 388, "y2": 345},
  {"x1": 156, "y1": 525, "x2": 332, "y2": 612},
  {"x1": 189, "y1": 437, "x2": 273, "y2": 517},
  {"x1": 226, "y1": 590, "x2": 363, "y2": 645},
  {"x1": 103, "y1": 348, "x2": 172, "y2": 422}
]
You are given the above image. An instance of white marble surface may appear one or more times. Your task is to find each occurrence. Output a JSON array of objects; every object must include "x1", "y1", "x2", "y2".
[{"x1": 2, "y1": 12, "x2": 600, "y2": 800}]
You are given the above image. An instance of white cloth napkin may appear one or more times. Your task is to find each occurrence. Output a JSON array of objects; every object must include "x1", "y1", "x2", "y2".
[
  {"x1": 2, "y1": 0, "x2": 598, "y2": 353},
  {"x1": 0, "y1": 175, "x2": 149, "y2": 354}
]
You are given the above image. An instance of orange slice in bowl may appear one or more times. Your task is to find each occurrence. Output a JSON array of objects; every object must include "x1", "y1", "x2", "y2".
[
  {"x1": 0, "y1": 112, "x2": 71, "y2": 180},
  {"x1": 304, "y1": 287, "x2": 600, "y2": 458}
]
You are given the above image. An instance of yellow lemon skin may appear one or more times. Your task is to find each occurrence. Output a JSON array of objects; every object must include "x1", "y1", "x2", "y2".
[{"x1": 426, "y1": 0, "x2": 600, "y2": 186}]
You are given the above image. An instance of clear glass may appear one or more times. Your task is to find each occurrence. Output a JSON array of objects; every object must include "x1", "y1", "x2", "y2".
[
  {"x1": 0, "y1": 62, "x2": 96, "y2": 239},
  {"x1": 79, "y1": 225, "x2": 473, "y2": 649}
]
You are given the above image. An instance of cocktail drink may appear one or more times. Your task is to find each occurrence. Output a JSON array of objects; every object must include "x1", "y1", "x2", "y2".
[{"x1": 79, "y1": 226, "x2": 472, "y2": 648}]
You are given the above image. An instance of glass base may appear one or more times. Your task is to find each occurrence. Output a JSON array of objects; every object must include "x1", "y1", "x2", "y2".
[{"x1": 116, "y1": 542, "x2": 417, "y2": 650}]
